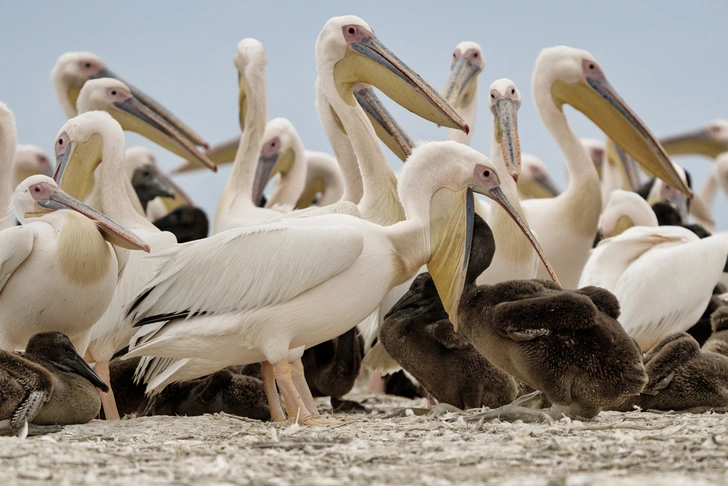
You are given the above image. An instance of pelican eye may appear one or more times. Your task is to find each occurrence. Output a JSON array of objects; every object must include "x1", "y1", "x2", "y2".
[
  {"x1": 34, "y1": 187, "x2": 41, "y2": 193},
  {"x1": 589, "y1": 63, "x2": 594, "y2": 69},
  {"x1": 483, "y1": 170, "x2": 491, "y2": 178},
  {"x1": 348, "y1": 27, "x2": 355, "y2": 35},
  {"x1": 111, "y1": 90, "x2": 117, "y2": 95}
]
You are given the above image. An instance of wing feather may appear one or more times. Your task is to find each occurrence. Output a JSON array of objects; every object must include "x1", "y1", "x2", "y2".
[
  {"x1": 127, "y1": 221, "x2": 364, "y2": 324},
  {"x1": 0, "y1": 226, "x2": 34, "y2": 293}
]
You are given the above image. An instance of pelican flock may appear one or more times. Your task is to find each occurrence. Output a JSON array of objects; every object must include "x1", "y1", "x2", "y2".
[{"x1": 2, "y1": 11, "x2": 728, "y2": 454}]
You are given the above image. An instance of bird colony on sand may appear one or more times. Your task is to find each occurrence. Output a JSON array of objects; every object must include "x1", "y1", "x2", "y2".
[{"x1": 2, "y1": 15, "x2": 728, "y2": 439}]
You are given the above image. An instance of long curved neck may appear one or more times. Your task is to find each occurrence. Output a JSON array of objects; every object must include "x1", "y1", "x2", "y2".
[
  {"x1": 268, "y1": 137, "x2": 306, "y2": 208},
  {"x1": 534, "y1": 79, "x2": 602, "y2": 226},
  {"x1": 449, "y1": 94, "x2": 477, "y2": 146},
  {"x1": 699, "y1": 165, "x2": 719, "y2": 209},
  {"x1": 488, "y1": 135, "x2": 532, "y2": 262},
  {"x1": 0, "y1": 114, "x2": 16, "y2": 230},
  {"x1": 316, "y1": 80, "x2": 362, "y2": 204},
  {"x1": 220, "y1": 63, "x2": 267, "y2": 212},
  {"x1": 99, "y1": 128, "x2": 156, "y2": 231},
  {"x1": 319, "y1": 71, "x2": 404, "y2": 226}
]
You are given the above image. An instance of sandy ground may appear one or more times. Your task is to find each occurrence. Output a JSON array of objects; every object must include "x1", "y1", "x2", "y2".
[{"x1": 2, "y1": 392, "x2": 728, "y2": 486}]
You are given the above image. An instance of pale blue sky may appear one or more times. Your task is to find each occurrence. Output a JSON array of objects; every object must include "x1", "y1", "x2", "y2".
[{"x1": 2, "y1": 1, "x2": 727, "y2": 228}]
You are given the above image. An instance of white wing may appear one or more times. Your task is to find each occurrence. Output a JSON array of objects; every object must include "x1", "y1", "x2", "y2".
[
  {"x1": 581, "y1": 226, "x2": 728, "y2": 349},
  {"x1": 127, "y1": 219, "x2": 364, "y2": 324},
  {"x1": 0, "y1": 226, "x2": 33, "y2": 293}
]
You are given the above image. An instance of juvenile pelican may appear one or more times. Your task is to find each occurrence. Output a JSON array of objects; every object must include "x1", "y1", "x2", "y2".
[
  {"x1": 51, "y1": 51, "x2": 209, "y2": 150},
  {"x1": 580, "y1": 191, "x2": 728, "y2": 350},
  {"x1": 521, "y1": 46, "x2": 690, "y2": 288},
  {"x1": 0, "y1": 103, "x2": 17, "y2": 231},
  {"x1": 12, "y1": 146, "x2": 53, "y2": 189},
  {"x1": 125, "y1": 141, "x2": 555, "y2": 426},
  {"x1": 0, "y1": 175, "x2": 148, "y2": 354}
]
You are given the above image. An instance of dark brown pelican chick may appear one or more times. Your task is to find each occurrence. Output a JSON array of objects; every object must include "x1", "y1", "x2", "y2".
[
  {"x1": 614, "y1": 332, "x2": 728, "y2": 412},
  {"x1": 380, "y1": 272, "x2": 518, "y2": 410},
  {"x1": 702, "y1": 306, "x2": 728, "y2": 356},
  {"x1": 104, "y1": 357, "x2": 269, "y2": 420},
  {"x1": 456, "y1": 214, "x2": 647, "y2": 418},
  {"x1": 0, "y1": 332, "x2": 108, "y2": 437}
]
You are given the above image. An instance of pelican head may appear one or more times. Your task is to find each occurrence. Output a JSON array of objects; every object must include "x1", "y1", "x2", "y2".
[
  {"x1": 51, "y1": 51, "x2": 208, "y2": 148},
  {"x1": 443, "y1": 41, "x2": 484, "y2": 110},
  {"x1": 234, "y1": 38, "x2": 267, "y2": 133},
  {"x1": 660, "y1": 119, "x2": 728, "y2": 158},
  {"x1": 399, "y1": 141, "x2": 558, "y2": 328},
  {"x1": 534, "y1": 46, "x2": 690, "y2": 197},
  {"x1": 645, "y1": 162, "x2": 707, "y2": 226},
  {"x1": 518, "y1": 154, "x2": 561, "y2": 198},
  {"x1": 76, "y1": 78, "x2": 216, "y2": 171},
  {"x1": 13, "y1": 145, "x2": 53, "y2": 188},
  {"x1": 490, "y1": 79, "x2": 521, "y2": 182},
  {"x1": 12, "y1": 174, "x2": 150, "y2": 252},
  {"x1": 252, "y1": 118, "x2": 306, "y2": 207},
  {"x1": 598, "y1": 189, "x2": 657, "y2": 239},
  {"x1": 317, "y1": 16, "x2": 467, "y2": 132}
]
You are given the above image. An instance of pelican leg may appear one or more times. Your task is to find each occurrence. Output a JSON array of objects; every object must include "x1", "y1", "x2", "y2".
[
  {"x1": 272, "y1": 360, "x2": 341, "y2": 426},
  {"x1": 261, "y1": 361, "x2": 286, "y2": 422},
  {"x1": 94, "y1": 360, "x2": 120, "y2": 420},
  {"x1": 1, "y1": 390, "x2": 47, "y2": 438},
  {"x1": 289, "y1": 359, "x2": 321, "y2": 419}
]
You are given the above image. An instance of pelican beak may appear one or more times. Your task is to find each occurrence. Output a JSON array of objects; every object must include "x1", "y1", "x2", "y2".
[
  {"x1": 54, "y1": 137, "x2": 103, "y2": 201},
  {"x1": 48, "y1": 353, "x2": 109, "y2": 392},
  {"x1": 353, "y1": 83, "x2": 414, "y2": 161},
  {"x1": 605, "y1": 140, "x2": 642, "y2": 191},
  {"x1": 107, "y1": 94, "x2": 217, "y2": 172},
  {"x1": 428, "y1": 188, "x2": 476, "y2": 330},
  {"x1": 442, "y1": 56, "x2": 482, "y2": 110},
  {"x1": 171, "y1": 137, "x2": 240, "y2": 174},
  {"x1": 551, "y1": 61, "x2": 690, "y2": 197},
  {"x1": 35, "y1": 186, "x2": 150, "y2": 252},
  {"x1": 132, "y1": 164, "x2": 175, "y2": 200},
  {"x1": 93, "y1": 68, "x2": 209, "y2": 149},
  {"x1": 519, "y1": 174, "x2": 561, "y2": 198},
  {"x1": 252, "y1": 153, "x2": 280, "y2": 206},
  {"x1": 492, "y1": 97, "x2": 521, "y2": 182},
  {"x1": 335, "y1": 34, "x2": 468, "y2": 132},
  {"x1": 660, "y1": 128, "x2": 728, "y2": 158}
]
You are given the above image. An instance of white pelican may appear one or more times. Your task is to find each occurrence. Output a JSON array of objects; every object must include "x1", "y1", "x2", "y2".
[
  {"x1": 580, "y1": 189, "x2": 728, "y2": 350},
  {"x1": 517, "y1": 154, "x2": 561, "y2": 199},
  {"x1": 12, "y1": 145, "x2": 53, "y2": 189},
  {"x1": 51, "y1": 51, "x2": 209, "y2": 150},
  {"x1": 256, "y1": 118, "x2": 307, "y2": 212},
  {"x1": 0, "y1": 174, "x2": 148, "y2": 354},
  {"x1": 476, "y1": 79, "x2": 546, "y2": 284},
  {"x1": 521, "y1": 46, "x2": 690, "y2": 288},
  {"x1": 214, "y1": 39, "x2": 285, "y2": 233},
  {"x1": 53, "y1": 108, "x2": 208, "y2": 420},
  {"x1": 296, "y1": 151, "x2": 345, "y2": 209},
  {"x1": 442, "y1": 41, "x2": 484, "y2": 146},
  {"x1": 125, "y1": 140, "x2": 555, "y2": 425},
  {"x1": 0, "y1": 103, "x2": 17, "y2": 231},
  {"x1": 580, "y1": 138, "x2": 606, "y2": 177}
]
